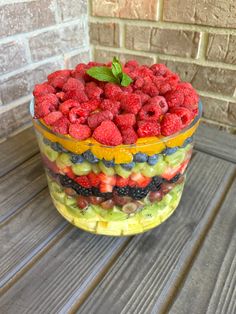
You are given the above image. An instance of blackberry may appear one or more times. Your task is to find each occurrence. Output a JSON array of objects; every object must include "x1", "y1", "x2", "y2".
[
  {"x1": 91, "y1": 187, "x2": 112, "y2": 199},
  {"x1": 130, "y1": 187, "x2": 149, "y2": 200},
  {"x1": 114, "y1": 186, "x2": 130, "y2": 196},
  {"x1": 169, "y1": 173, "x2": 181, "y2": 183},
  {"x1": 59, "y1": 174, "x2": 74, "y2": 187},
  {"x1": 73, "y1": 184, "x2": 92, "y2": 196}
]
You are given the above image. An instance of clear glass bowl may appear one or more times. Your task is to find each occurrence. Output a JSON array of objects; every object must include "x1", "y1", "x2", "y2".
[{"x1": 30, "y1": 100, "x2": 202, "y2": 236}]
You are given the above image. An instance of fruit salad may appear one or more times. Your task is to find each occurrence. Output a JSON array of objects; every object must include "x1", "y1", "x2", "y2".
[{"x1": 31, "y1": 58, "x2": 202, "y2": 236}]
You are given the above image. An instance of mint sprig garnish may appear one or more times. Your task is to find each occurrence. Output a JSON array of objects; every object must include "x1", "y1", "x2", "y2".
[{"x1": 86, "y1": 57, "x2": 133, "y2": 87}]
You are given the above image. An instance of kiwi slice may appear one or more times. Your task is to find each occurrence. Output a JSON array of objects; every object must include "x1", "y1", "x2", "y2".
[
  {"x1": 56, "y1": 153, "x2": 73, "y2": 169},
  {"x1": 72, "y1": 161, "x2": 92, "y2": 175},
  {"x1": 42, "y1": 145, "x2": 59, "y2": 162},
  {"x1": 99, "y1": 161, "x2": 115, "y2": 176}
]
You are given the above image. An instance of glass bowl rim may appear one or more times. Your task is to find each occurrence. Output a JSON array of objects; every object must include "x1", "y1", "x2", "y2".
[{"x1": 30, "y1": 99, "x2": 202, "y2": 148}]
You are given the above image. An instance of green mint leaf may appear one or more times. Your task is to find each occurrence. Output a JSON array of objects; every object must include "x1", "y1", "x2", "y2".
[
  {"x1": 86, "y1": 66, "x2": 118, "y2": 83},
  {"x1": 121, "y1": 73, "x2": 133, "y2": 87},
  {"x1": 111, "y1": 57, "x2": 123, "y2": 79}
]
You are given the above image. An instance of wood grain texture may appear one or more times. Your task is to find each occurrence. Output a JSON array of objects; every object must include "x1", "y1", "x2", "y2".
[
  {"x1": 169, "y1": 178, "x2": 236, "y2": 314},
  {"x1": 0, "y1": 154, "x2": 46, "y2": 223},
  {"x1": 0, "y1": 189, "x2": 66, "y2": 289},
  {"x1": 0, "y1": 229, "x2": 129, "y2": 313},
  {"x1": 0, "y1": 127, "x2": 38, "y2": 177},
  {"x1": 76, "y1": 153, "x2": 235, "y2": 314},
  {"x1": 195, "y1": 124, "x2": 236, "y2": 163}
]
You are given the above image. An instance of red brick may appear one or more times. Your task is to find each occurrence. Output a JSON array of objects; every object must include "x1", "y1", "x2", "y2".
[
  {"x1": 57, "y1": 0, "x2": 87, "y2": 21},
  {"x1": 0, "y1": 1, "x2": 57, "y2": 38},
  {"x1": 29, "y1": 22, "x2": 87, "y2": 61},
  {"x1": 0, "y1": 60, "x2": 63, "y2": 105},
  {"x1": 228, "y1": 102, "x2": 236, "y2": 125},
  {"x1": 163, "y1": 0, "x2": 236, "y2": 28},
  {"x1": 206, "y1": 34, "x2": 236, "y2": 65},
  {"x1": 125, "y1": 25, "x2": 200, "y2": 58},
  {"x1": 90, "y1": 22, "x2": 120, "y2": 47},
  {"x1": 92, "y1": 0, "x2": 157, "y2": 20},
  {"x1": 201, "y1": 96, "x2": 229, "y2": 125},
  {"x1": 159, "y1": 59, "x2": 236, "y2": 97},
  {"x1": 94, "y1": 49, "x2": 155, "y2": 65},
  {"x1": 65, "y1": 50, "x2": 90, "y2": 68},
  {"x1": 0, "y1": 41, "x2": 28, "y2": 74}
]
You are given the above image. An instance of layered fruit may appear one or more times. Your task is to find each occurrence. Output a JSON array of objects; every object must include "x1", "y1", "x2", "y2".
[{"x1": 32, "y1": 58, "x2": 201, "y2": 235}]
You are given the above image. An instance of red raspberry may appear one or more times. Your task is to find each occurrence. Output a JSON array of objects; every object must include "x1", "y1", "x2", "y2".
[
  {"x1": 100, "y1": 99, "x2": 120, "y2": 115},
  {"x1": 138, "y1": 103, "x2": 162, "y2": 121},
  {"x1": 85, "y1": 82, "x2": 103, "y2": 100},
  {"x1": 104, "y1": 83, "x2": 122, "y2": 99},
  {"x1": 165, "y1": 90, "x2": 184, "y2": 108},
  {"x1": 82, "y1": 99, "x2": 100, "y2": 112},
  {"x1": 137, "y1": 121, "x2": 161, "y2": 137},
  {"x1": 121, "y1": 127, "x2": 138, "y2": 144},
  {"x1": 33, "y1": 83, "x2": 55, "y2": 97},
  {"x1": 134, "y1": 77, "x2": 144, "y2": 89},
  {"x1": 116, "y1": 176, "x2": 129, "y2": 187},
  {"x1": 64, "y1": 89, "x2": 88, "y2": 103},
  {"x1": 160, "y1": 113, "x2": 182, "y2": 136},
  {"x1": 88, "y1": 110, "x2": 113, "y2": 129},
  {"x1": 48, "y1": 70, "x2": 71, "y2": 89},
  {"x1": 150, "y1": 63, "x2": 169, "y2": 76},
  {"x1": 147, "y1": 96, "x2": 168, "y2": 114},
  {"x1": 125, "y1": 60, "x2": 139, "y2": 70},
  {"x1": 121, "y1": 85, "x2": 133, "y2": 94},
  {"x1": 136, "y1": 66, "x2": 153, "y2": 77},
  {"x1": 134, "y1": 90, "x2": 150, "y2": 104},
  {"x1": 56, "y1": 92, "x2": 66, "y2": 102},
  {"x1": 59, "y1": 100, "x2": 80, "y2": 115},
  {"x1": 62, "y1": 77, "x2": 84, "y2": 92},
  {"x1": 87, "y1": 172, "x2": 100, "y2": 187},
  {"x1": 93, "y1": 121, "x2": 122, "y2": 146},
  {"x1": 170, "y1": 107, "x2": 194, "y2": 128},
  {"x1": 142, "y1": 76, "x2": 159, "y2": 97},
  {"x1": 165, "y1": 73, "x2": 180, "y2": 89},
  {"x1": 120, "y1": 94, "x2": 142, "y2": 114},
  {"x1": 52, "y1": 117, "x2": 70, "y2": 135},
  {"x1": 75, "y1": 176, "x2": 91, "y2": 188},
  {"x1": 115, "y1": 113, "x2": 136, "y2": 128},
  {"x1": 69, "y1": 122, "x2": 91, "y2": 140},
  {"x1": 43, "y1": 111, "x2": 63, "y2": 126},
  {"x1": 176, "y1": 83, "x2": 199, "y2": 109},
  {"x1": 68, "y1": 107, "x2": 89, "y2": 124},
  {"x1": 34, "y1": 94, "x2": 58, "y2": 118},
  {"x1": 153, "y1": 77, "x2": 172, "y2": 95}
]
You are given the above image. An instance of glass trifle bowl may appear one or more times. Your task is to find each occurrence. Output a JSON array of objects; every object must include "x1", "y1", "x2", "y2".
[{"x1": 31, "y1": 100, "x2": 201, "y2": 236}]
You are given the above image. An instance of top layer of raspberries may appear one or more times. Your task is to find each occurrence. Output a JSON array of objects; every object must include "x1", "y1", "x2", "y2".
[{"x1": 33, "y1": 60, "x2": 199, "y2": 146}]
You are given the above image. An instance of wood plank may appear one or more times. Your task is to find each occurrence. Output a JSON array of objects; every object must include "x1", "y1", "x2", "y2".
[
  {"x1": 169, "y1": 178, "x2": 236, "y2": 314},
  {"x1": 0, "y1": 127, "x2": 38, "y2": 177},
  {"x1": 75, "y1": 153, "x2": 235, "y2": 314},
  {"x1": 0, "y1": 189, "x2": 67, "y2": 289},
  {"x1": 0, "y1": 154, "x2": 46, "y2": 223},
  {"x1": 195, "y1": 124, "x2": 236, "y2": 163},
  {"x1": 0, "y1": 229, "x2": 130, "y2": 313}
]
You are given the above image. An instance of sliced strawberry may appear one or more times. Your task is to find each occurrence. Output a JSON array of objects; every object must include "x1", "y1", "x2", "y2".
[
  {"x1": 180, "y1": 158, "x2": 190, "y2": 174},
  {"x1": 41, "y1": 155, "x2": 59, "y2": 174},
  {"x1": 128, "y1": 179, "x2": 137, "y2": 187},
  {"x1": 130, "y1": 173, "x2": 151, "y2": 187},
  {"x1": 161, "y1": 165, "x2": 182, "y2": 180},
  {"x1": 75, "y1": 176, "x2": 91, "y2": 188},
  {"x1": 100, "y1": 183, "x2": 113, "y2": 193},
  {"x1": 116, "y1": 176, "x2": 129, "y2": 187},
  {"x1": 99, "y1": 173, "x2": 116, "y2": 186},
  {"x1": 87, "y1": 172, "x2": 100, "y2": 187},
  {"x1": 63, "y1": 166, "x2": 76, "y2": 179}
]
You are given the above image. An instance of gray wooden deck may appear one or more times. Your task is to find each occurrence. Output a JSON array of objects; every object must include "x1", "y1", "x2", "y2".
[{"x1": 0, "y1": 124, "x2": 236, "y2": 314}]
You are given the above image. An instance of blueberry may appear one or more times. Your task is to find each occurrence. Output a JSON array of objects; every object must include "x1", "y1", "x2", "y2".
[
  {"x1": 148, "y1": 154, "x2": 159, "y2": 166},
  {"x1": 183, "y1": 137, "x2": 193, "y2": 147},
  {"x1": 43, "y1": 138, "x2": 51, "y2": 146},
  {"x1": 83, "y1": 150, "x2": 99, "y2": 163},
  {"x1": 133, "y1": 152, "x2": 148, "y2": 163},
  {"x1": 164, "y1": 147, "x2": 178, "y2": 155},
  {"x1": 70, "y1": 154, "x2": 84, "y2": 164},
  {"x1": 121, "y1": 162, "x2": 135, "y2": 170},
  {"x1": 103, "y1": 159, "x2": 115, "y2": 168},
  {"x1": 51, "y1": 142, "x2": 68, "y2": 153}
]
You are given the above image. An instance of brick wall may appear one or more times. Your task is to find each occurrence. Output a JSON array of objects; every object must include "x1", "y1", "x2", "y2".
[
  {"x1": 89, "y1": 0, "x2": 236, "y2": 134},
  {"x1": 0, "y1": 0, "x2": 90, "y2": 140}
]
